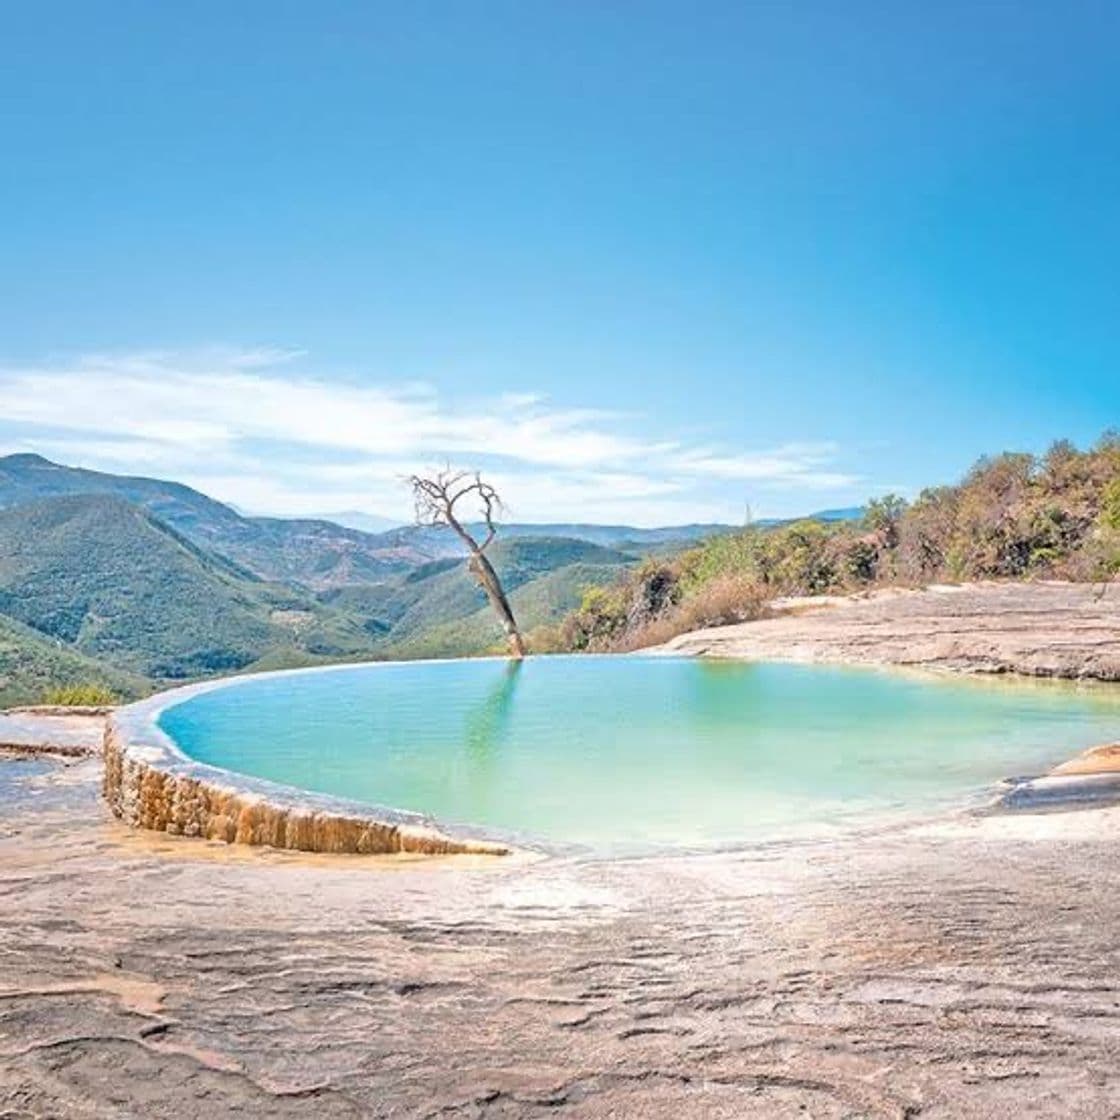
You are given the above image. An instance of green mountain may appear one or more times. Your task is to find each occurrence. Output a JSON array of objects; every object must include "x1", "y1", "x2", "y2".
[
  {"x1": 0, "y1": 487, "x2": 635, "y2": 696},
  {"x1": 0, "y1": 454, "x2": 734, "y2": 587},
  {"x1": 389, "y1": 558, "x2": 633, "y2": 658},
  {"x1": 0, "y1": 455, "x2": 699, "y2": 697},
  {"x1": 363, "y1": 520, "x2": 735, "y2": 560},
  {"x1": 0, "y1": 494, "x2": 380, "y2": 680},
  {"x1": 0, "y1": 612, "x2": 148, "y2": 708},
  {"x1": 0, "y1": 454, "x2": 411, "y2": 589},
  {"x1": 325, "y1": 536, "x2": 634, "y2": 654},
  {"x1": 0, "y1": 452, "x2": 249, "y2": 544}
]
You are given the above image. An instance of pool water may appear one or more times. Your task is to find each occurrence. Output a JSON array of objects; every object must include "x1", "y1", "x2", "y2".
[{"x1": 157, "y1": 656, "x2": 1120, "y2": 852}]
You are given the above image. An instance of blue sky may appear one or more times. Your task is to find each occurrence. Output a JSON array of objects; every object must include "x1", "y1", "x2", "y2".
[{"x1": 1, "y1": 1, "x2": 1118, "y2": 524}]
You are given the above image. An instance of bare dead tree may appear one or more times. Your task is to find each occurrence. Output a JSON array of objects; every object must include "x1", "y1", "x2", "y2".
[{"x1": 407, "y1": 469, "x2": 526, "y2": 659}]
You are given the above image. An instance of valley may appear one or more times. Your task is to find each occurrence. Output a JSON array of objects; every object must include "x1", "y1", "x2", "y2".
[{"x1": 0, "y1": 454, "x2": 728, "y2": 703}]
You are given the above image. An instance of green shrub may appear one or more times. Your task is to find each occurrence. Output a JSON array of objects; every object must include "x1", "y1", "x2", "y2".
[
  {"x1": 1102, "y1": 478, "x2": 1120, "y2": 534},
  {"x1": 863, "y1": 494, "x2": 907, "y2": 546}
]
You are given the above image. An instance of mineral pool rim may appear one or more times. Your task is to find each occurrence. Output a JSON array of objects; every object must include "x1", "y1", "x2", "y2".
[
  {"x1": 105, "y1": 658, "x2": 520, "y2": 857},
  {"x1": 106, "y1": 655, "x2": 1120, "y2": 858}
]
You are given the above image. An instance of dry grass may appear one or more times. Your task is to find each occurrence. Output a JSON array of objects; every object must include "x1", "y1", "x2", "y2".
[
  {"x1": 615, "y1": 574, "x2": 769, "y2": 651},
  {"x1": 40, "y1": 683, "x2": 119, "y2": 706}
]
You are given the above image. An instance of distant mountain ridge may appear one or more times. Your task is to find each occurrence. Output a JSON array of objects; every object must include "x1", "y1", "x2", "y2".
[
  {"x1": 365, "y1": 520, "x2": 737, "y2": 561},
  {"x1": 0, "y1": 454, "x2": 410, "y2": 589},
  {"x1": 0, "y1": 457, "x2": 652, "y2": 695},
  {"x1": 0, "y1": 452, "x2": 865, "y2": 703},
  {"x1": 0, "y1": 454, "x2": 746, "y2": 586},
  {"x1": 307, "y1": 509, "x2": 404, "y2": 534},
  {"x1": 804, "y1": 506, "x2": 865, "y2": 523},
  {"x1": 0, "y1": 493, "x2": 380, "y2": 679}
]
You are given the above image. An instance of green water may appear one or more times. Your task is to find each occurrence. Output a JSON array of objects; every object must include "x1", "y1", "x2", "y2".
[{"x1": 157, "y1": 656, "x2": 1120, "y2": 852}]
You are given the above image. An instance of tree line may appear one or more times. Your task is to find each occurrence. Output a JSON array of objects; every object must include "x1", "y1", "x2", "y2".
[{"x1": 551, "y1": 433, "x2": 1120, "y2": 653}]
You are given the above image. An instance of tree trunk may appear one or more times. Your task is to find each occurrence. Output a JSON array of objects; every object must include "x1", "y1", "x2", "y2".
[
  {"x1": 437, "y1": 507, "x2": 526, "y2": 661},
  {"x1": 468, "y1": 549, "x2": 526, "y2": 659}
]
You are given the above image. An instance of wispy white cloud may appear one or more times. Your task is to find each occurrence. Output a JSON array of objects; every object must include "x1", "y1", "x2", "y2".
[
  {"x1": 0, "y1": 348, "x2": 863, "y2": 524},
  {"x1": 667, "y1": 443, "x2": 859, "y2": 488}
]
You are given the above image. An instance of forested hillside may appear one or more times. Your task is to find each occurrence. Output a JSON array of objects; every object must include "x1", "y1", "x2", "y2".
[
  {"x1": 0, "y1": 454, "x2": 730, "y2": 587},
  {"x1": 8, "y1": 438, "x2": 1108, "y2": 704},
  {"x1": 0, "y1": 495, "x2": 380, "y2": 679},
  {"x1": 0, "y1": 454, "x2": 415, "y2": 588},
  {"x1": 559, "y1": 435, "x2": 1120, "y2": 652},
  {"x1": 0, "y1": 458, "x2": 648, "y2": 701},
  {"x1": 0, "y1": 613, "x2": 148, "y2": 708}
]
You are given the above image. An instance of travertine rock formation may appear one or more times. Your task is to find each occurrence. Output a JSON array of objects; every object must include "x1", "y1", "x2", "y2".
[
  {"x1": 1051, "y1": 742, "x2": 1120, "y2": 775},
  {"x1": 7, "y1": 754, "x2": 1120, "y2": 1118},
  {"x1": 663, "y1": 581, "x2": 1120, "y2": 680},
  {"x1": 102, "y1": 720, "x2": 508, "y2": 856},
  {"x1": 4, "y1": 581, "x2": 1120, "y2": 1114}
]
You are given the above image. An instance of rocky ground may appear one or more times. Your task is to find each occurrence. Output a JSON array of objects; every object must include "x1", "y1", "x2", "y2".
[
  {"x1": 2, "y1": 582, "x2": 1120, "y2": 1118},
  {"x1": 665, "y1": 580, "x2": 1120, "y2": 680},
  {"x1": 0, "y1": 710, "x2": 104, "y2": 758}
]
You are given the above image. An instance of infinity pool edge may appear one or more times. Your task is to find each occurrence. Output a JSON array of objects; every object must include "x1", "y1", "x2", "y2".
[
  {"x1": 101, "y1": 653, "x2": 1120, "y2": 857},
  {"x1": 104, "y1": 664, "x2": 516, "y2": 857}
]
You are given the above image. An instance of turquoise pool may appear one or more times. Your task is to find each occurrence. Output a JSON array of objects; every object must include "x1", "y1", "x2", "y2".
[{"x1": 157, "y1": 656, "x2": 1120, "y2": 852}]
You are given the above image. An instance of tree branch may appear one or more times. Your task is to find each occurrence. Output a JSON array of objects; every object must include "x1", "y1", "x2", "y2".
[{"x1": 405, "y1": 468, "x2": 523, "y2": 658}]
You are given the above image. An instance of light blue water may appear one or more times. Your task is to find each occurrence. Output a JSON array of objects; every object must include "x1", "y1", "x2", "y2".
[{"x1": 158, "y1": 657, "x2": 1120, "y2": 852}]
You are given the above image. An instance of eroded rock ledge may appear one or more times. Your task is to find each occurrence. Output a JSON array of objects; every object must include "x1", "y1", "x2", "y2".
[
  {"x1": 663, "y1": 580, "x2": 1120, "y2": 680},
  {"x1": 102, "y1": 701, "x2": 509, "y2": 857}
]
